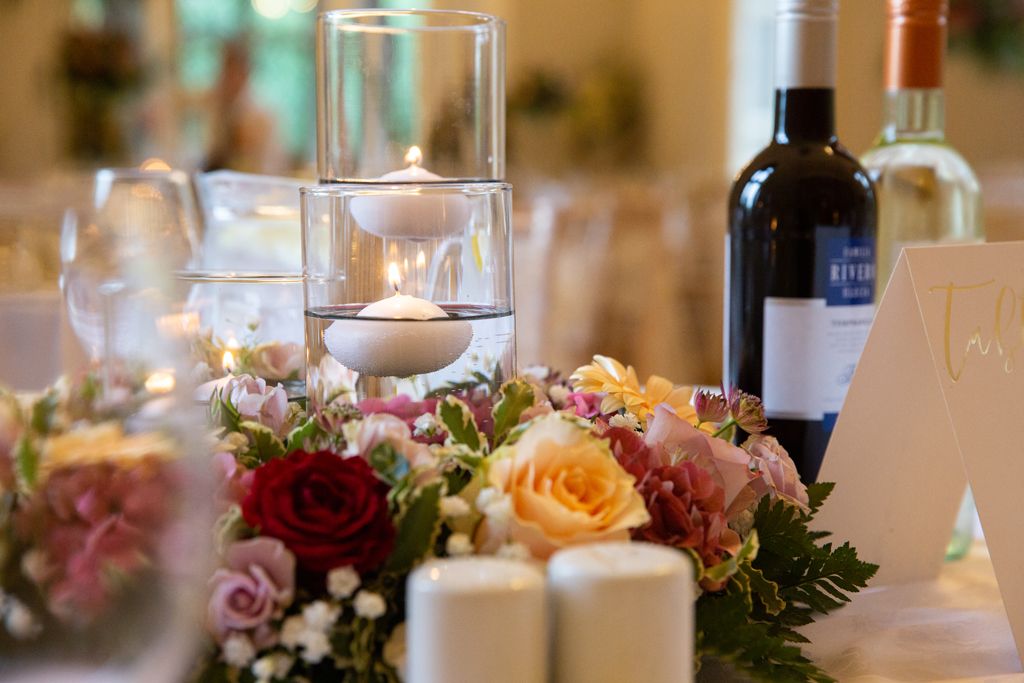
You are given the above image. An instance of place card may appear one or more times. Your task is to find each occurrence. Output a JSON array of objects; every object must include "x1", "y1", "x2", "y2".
[{"x1": 814, "y1": 242, "x2": 1024, "y2": 666}]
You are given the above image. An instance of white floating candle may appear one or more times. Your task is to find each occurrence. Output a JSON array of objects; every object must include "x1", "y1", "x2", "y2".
[
  {"x1": 548, "y1": 542, "x2": 694, "y2": 683},
  {"x1": 407, "y1": 557, "x2": 547, "y2": 683},
  {"x1": 323, "y1": 263, "x2": 472, "y2": 377},
  {"x1": 350, "y1": 146, "x2": 470, "y2": 240}
]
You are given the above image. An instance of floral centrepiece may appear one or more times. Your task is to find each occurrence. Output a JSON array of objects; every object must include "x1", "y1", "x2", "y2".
[
  {"x1": 0, "y1": 357, "x2": 877, "y2": 683},
  {"x1": 189, "y1": 357, "x2": 876, "y2": 683}
]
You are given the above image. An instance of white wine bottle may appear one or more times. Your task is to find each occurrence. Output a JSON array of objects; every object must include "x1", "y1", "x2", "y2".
[
  {"x1": 861, "y1": 0, "x2": 983, "y2": 288},
  {"x1": 861, "y1": 0, "x2": 983, "y2": 562}
]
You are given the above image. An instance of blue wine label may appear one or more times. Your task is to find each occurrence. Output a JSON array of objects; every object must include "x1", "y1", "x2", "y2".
[
  {"x1": 815, "y1": 233, "x2": 876, "y2": 305},
  {"x1": 763, "y1": 230, "x2": 875, "y2": 425}
]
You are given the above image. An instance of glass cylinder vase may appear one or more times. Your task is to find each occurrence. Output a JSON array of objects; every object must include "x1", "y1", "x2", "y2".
[
  {"x1": 316, "y1": 9, "x2": 505, "y2": 183},
  {"x1": 301, "y1": 182, "x2": 515, "y2": 405}
]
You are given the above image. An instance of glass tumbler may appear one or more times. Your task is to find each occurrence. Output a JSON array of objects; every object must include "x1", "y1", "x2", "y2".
[
  {"x1": 302, "y1": 182, "x2": 515, "y2": 405},
  {"x1": 316, "y1": 9, "x2": 505, "y2": 182}
]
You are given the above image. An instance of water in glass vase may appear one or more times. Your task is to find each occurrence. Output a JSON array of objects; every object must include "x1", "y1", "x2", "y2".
[
  {"x1": 305, "y1": 303, "x2": 515, "y2": 404},
  {"x1": 174, "y1": 272, "x2": 306, "y2": 396}
]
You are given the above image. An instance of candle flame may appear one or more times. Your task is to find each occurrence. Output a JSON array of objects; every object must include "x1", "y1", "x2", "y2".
[
  {"x1": 416, "y1": 250, "x2": 426, "y2": 269},
  {"x1": 222, "y1": 350, "x2": 236, "y2": 373},
  {"x1": 387, "y1": 262, "x2": 402, "y2": 293},
  {"x1": 404, "y1": 145, "x2": 423, "y2": 166},
  {"x1": 140, "y1": 158, "x2": 171, "y2": 172},
  {"x1": 144, "y1": 370, "x2": 176, "y2": 394}
]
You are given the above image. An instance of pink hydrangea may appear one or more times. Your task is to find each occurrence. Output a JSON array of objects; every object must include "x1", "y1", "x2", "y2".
[{"x1": 15, "y1": 460, "x2": 174, "y2": 623}]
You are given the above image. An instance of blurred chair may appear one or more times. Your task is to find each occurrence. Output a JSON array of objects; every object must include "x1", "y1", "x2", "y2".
[
  {"x1": 979, "y1": 164, "x2": 1024, "y2": 243},
  {"x1": 0, "y1": 176, "x2": 89, "y2": 390},
  {"x1": 513, "y1": 173, "x2": 728, "y2": 385}
]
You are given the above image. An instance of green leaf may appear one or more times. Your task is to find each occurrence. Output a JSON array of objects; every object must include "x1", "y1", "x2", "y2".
[
  {"x1": 384, "y1": 482, "x2": 443, "y2": 574},
  {"x1": 490, "y1": 379, "x2": 537, "y2": 447},
  {"x1": 30, "y1": 390, "x2": 58, "y2": 435},
  {"x1": 286, "y1": 417, "x2": 325, "y2": 454},
  {"x1": 776, "y1": 542, "x2": 878, "y2": 617},
  {"x1": 703, "y1": 530, "x2": 759, "y2": 585},
  {"x1": 238, "y1": 421, "x2": 286, "y2": 465},
  {"x1": 741, "y1": 563, "x2": 786, "y2": 616},
  {"x1": 437, "y1": 396, "x2": 485, "y2": 453},
  {"x1": 368, "y1": 442, "x2": 409, "y2": 486},
  {"x1": 697, "y1": 582, "x2": 835, "y2": 683},
  {"x1": 210, "y1": 389, "x2": 240, "y2": 433},
  {"x1": 13, "y1": 435, "x2": 38, "y2": 492},
  {"x1": 805, "y1": 481, "x2": 835, "y2": 516}
]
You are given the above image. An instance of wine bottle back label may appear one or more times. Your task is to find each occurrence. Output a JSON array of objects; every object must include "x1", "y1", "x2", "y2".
[{"x1": 762, "y1": 234, "x2": 876, "y2": 425}]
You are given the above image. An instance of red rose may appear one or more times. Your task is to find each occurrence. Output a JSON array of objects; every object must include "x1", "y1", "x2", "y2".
[{"x1": 242, "y1": 450, "x2": 395, "y2": 574}]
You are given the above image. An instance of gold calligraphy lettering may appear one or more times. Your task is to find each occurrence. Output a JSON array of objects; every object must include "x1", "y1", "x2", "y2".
[{"x1": 928, "y1": 280, "x2": 996, "y2": 382}]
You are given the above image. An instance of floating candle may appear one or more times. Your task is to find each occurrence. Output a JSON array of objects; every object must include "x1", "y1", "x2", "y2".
[
  {"x1": 323, "y1": 263, "x2": 472, "y2": 377},
  {"x1": 349, "y1": 147, "x2": 470, "y2": 240}
]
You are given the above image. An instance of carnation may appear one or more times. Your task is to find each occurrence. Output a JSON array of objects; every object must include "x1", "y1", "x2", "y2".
[{"x1": 630, "y1": 461, "x2": 741, "y2": 572}]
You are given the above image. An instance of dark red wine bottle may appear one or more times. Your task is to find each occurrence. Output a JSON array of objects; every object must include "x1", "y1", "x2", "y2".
[{"x1": 726, "y1": 0, "x2": 877, "y2": 481}]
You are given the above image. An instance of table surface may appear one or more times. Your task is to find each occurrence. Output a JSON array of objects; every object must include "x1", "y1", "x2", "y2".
[{"x1": 801, "y1": 541, "x2": 1023, "y2": 682}]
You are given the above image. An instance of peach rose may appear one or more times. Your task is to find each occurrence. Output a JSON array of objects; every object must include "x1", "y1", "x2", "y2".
[{"x1": 474, "y1": 414, "x2": 650, "y2": 559}]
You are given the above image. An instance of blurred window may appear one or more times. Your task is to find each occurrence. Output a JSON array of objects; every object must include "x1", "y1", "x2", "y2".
[{"x1": 176, "y1": 0, "x2": 317, "y2": 164}]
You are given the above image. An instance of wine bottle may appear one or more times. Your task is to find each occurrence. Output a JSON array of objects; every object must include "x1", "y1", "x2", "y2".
[
  {"x1": 726, "y1": 0, "x2": 877, "y2": 482},
  {"x1": 861, "y1": 0, "x2": 983, "y2": 562},
  {"x1": 861, "y1": 0, "x2": 982, "y2": 291}
]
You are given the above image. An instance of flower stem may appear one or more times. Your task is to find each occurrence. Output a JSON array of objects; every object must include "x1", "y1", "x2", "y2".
[{"x1": 712, "y1": 419, "x2": 737, "y2": 439}]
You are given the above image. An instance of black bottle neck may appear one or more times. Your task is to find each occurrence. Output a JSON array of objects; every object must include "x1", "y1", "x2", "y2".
[{"x1": 773, "y1": 88, "x2": 836, "y2": 144}]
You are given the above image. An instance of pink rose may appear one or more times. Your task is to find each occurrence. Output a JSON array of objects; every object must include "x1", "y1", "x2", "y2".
[
  {"x1": 645, "y1": 404, "x2": 766, "y2": 518},
  {"x1": 214, "y1": 452, "x2": 254, "y2": 508},
  {"x1": 249, "y1": 342, "x2": 303, "y2": 382},
  {"x1": 225, "y1": 375, "x2": 290, "y2": 437},
  {"x1": 353, "y1": 413, "x2": 436, "y2": 470},
  {"x1": 358, "y1": 395, "x2": 442, "y2": 444},
  {"x1": 743, "y1": 435, "x2": 810, "y2": 511},
  {"x1": 208, "y1": 537, "x2": 296, "y2": 647}
]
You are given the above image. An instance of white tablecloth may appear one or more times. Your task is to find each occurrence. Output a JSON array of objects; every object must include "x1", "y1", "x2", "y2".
[{"x1": 802, "y1": 542, "x2": 1023, "y2": 682}]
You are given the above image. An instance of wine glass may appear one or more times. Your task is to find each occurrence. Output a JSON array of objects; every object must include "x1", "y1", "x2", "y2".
[
  {"x1": 60, "y1": 168, "x2": 200, "y2": 368},
  {"x1": 4, "y1": 192, "x2": 215, "y2": 680}
]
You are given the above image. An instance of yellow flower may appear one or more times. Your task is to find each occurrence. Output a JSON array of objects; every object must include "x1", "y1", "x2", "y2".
[
  {"x1": 40, "y1": 422, "x2": 176, "y2": 480},
  {"x1": 570, "y1": 355, "x2": 704, "y2": 428},
  {"x1": 474, "y1": 414, "x2": 649, "y2": 559}
]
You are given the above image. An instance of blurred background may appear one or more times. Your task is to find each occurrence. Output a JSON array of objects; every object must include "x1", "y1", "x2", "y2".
[{"x1": 2, "y1": 0, "x2": 1023, "y2": 389}]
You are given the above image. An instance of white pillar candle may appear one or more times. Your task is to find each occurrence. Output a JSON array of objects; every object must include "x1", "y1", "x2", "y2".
[
  {"x1": 349, "y1": 146, "x2": 470, "y2": 240},
  {"x1": 323, "y1": 264, "x2": 472, "y2": 377},
  {"x1": 548, "y1": 541, "x2": 694, "y2": 683},
  {"x1": 407, "y1": 557, "x2": 547, "y2": 683}
]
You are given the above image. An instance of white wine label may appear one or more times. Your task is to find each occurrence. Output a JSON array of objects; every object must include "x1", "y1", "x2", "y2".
[
  {"x1": 762, "y1": 299, "x2": 875, "y2": 422},
  {"x1": 763, "y1": 231, "x2": 876, "y2": 424}
]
